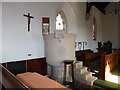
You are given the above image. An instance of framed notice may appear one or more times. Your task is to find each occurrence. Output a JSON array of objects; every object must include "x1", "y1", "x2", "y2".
[{"x1": 42, "y1": 17, "x2": 50, "y2": 35}]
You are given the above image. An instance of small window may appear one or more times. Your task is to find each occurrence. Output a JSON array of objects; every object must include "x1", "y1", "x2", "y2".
[
  {"x1": 56, "y1": 14, "x2": 63, "y2": 30},
  {"x1": 92, "y1": 16, "x2": 97, "y2": 40},
  {"x1": 56, "y1": 11, "x2": 67, "y2": 30}
]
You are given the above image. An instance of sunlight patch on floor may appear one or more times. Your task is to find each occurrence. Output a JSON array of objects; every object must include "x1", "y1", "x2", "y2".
[{"x1": 106, "y1": 74, "x2": 120, "y2": 84}]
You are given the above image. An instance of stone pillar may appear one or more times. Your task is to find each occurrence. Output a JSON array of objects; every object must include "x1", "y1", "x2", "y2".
[
  {"x1": 47, "y1": 64, "x2": 64, "y2": 84},
  {"x1": 47, "y1": 63, "x2": 73, "y2": 84}
]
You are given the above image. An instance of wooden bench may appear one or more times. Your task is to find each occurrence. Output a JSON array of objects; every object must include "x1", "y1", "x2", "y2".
[
  {"x1": 0, "y1": 65, "x2": 67, "y2": 89},
  {"x1": 79, "y1": 49, "x2": 118, "y2": 80}
]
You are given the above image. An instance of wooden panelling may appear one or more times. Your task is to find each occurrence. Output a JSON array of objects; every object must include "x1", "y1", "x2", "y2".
[
  {"x1": 1, "y1": 57, "x2": 47, "y2": 76},
  {"x1": 99, "y1": 51, "x2": 106, "y2": 80},
  {"x1": 85, "y1": 52, "x2": 99, "y2": 60},
  {"x1": 76, "y1": 49, "x2": 93, "y2": 61},
  {"x1": 84, "y1": 52, "x2": 100, "y2": 68},
  {"x1": 105, "y1": 50, "x2": 118, "y2": 73},
  {"x1": 27, "y1": 58, "x2": 47, "y2": 75},
  {"x1": 2, "y1": 63, "x2": 7, "y2": 68},
  {"x1": 7, "y1": 61, "x2": 26, "y2": 75}
]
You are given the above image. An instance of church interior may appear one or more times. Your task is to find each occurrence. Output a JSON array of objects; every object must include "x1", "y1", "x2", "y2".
[{"x1": 0, "y1": 1, "x2": 120, "y2": 89}]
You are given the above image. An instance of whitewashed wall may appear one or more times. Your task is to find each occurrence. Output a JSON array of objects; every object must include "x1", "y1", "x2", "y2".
[
  {"x1": 2, "y1": 2, "x2": 80, "y2": 63},
  {"x1": 2, "y1": 2, "x2": 59, "y2": 62},
  {"x1": 68, "y1": 3, "x2": 105, "y2": 51},
  {"x1": 91, "y1": 6, "x2": 105, "y2": 52},
  {"x1": 0, "y1": 1, "x2": 2, "y2": 63},
  {"x1": 2, "y1": 2, "x2": 114, "y2": 63},
  {"x1": 103, "y1": 2, "x2": 119, "y2": 49},
  {"x1": 90, "y1": 5, "x2": 118, "y2": 50},
  {"x1": 2, "y1": 2, "x2": 78, "y2": 62},
  {"x1": 102, "y1": 15, "x2": 118, "y2": 49},
  {"x1": 68, "y1": 2, "x2": 93, "y2": 50}
]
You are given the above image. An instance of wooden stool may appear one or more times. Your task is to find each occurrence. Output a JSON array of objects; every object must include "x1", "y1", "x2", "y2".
[{"x1": 63, "y1": 60, "x2": 74, "y2": 86}]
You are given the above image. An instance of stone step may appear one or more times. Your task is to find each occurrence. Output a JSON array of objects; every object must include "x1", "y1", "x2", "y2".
[
  {"x1": 74, "y1": 61, "x2": 97, "y2": 86},
  {"x1": 79, "y1": 66, "x2": 87, "y2": 74},
  {"x1": 80, "y1": 71, "x2": 93, "y2": 80},
  {"x1": 75, "y1": 61, "x2": 83, "y2": 69},
  {"x1": 86, "y1": 76, "x2": 98, "y2": 86}
]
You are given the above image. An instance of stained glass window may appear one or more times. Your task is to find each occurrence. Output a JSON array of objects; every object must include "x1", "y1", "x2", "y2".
[{"x1": 92, "y1": 17, "x2": 97, "y2": 40}]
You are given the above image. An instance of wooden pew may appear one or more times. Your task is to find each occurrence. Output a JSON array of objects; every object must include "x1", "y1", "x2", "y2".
[
  {"x1": 105, "y1": 49, "x2": 118, "y2": 72},
  {"x1": 0, "y1": 65, "x2": 30, "y2": 89},
  {"x1": 0, "y1": 65, "x2": 67, "y2": 89},
  {"x1": 80, "y1": 49, "x2": 118, "y2": 80},
  {"x1": 84, "y1": 52, "x2": 100, "y2": 68},
  {"x1": 99, "y1": 50, "x2": 118, "y2": 80},
  {"x1": 76, "y1": 49, "x2": 93, "y2": 61}
]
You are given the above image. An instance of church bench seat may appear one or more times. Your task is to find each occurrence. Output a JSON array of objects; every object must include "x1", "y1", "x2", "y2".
[
  {"x1": 16, "y1": 72, "x2": 66, "y2": 88},
  {"x1": 0, "y1": 65, "x2": 67, "y2": 89}
]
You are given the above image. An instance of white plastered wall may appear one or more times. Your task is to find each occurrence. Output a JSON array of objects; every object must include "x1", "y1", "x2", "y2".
[
  {"x1": 103, "y1": 2, "x2": 119, "y2": 49},
  {"x1": 0, "y1": 1, "x2": 2, "y2": 63},
  {"x1": 68, "y1": 3, "x2": 105, "y2": 51},
  {"x1": 2, "y1": 2, "x2": 110, "y2": 63},
  {"x1": 102, "y1": 15, "x2": 118, "y2": 49},
  {"x1": 2, "y1": 2, "x2": 59, "y2": 63},
  {"x1": 68, "y1": 2, "x2": 93, "y2": 50},
  {"x1": 91, "y1": 6, "x2": 105, "y2": 52},
  {"x1": 2, "y1": 2, "x2": 78, "y2": 63}
]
